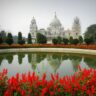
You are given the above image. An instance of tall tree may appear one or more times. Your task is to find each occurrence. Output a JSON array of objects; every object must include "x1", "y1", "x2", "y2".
[
  {"x1": 0, "y1": 30, "x2": 6, "y2": 43},
  {"x1": 18, "y1": 32, "x2": 25, "y2": 45},
  {"x1": 18, "y1": 32, "x2": 22, "y2": 44},
  {"x1": 6, "y1": 33, "x2": 13, "y2": 45},
  {"x1": 28, "y1": 33, "x2": 32, "y2": 44}
]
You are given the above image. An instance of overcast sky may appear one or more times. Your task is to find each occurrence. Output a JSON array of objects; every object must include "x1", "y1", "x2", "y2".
[{"x1": 0, "y1": 0, "x2": 96, "y2": 37}]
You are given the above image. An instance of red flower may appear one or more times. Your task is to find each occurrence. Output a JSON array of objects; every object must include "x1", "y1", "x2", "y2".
[
  {"x1": 0, "y1": 67, "x2": 96, "y2": 95},
  {"x1": 50, "y1": 91, "x2": 54, "y2": 96},
  {"x1": 51, "y1": 74, "x2": 55, "y2": 81},
  {"x1": 42, "y1": 87, "x2": 48, "y2": 96}
]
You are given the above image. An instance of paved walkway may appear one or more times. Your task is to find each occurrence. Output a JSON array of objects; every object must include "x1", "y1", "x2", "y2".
[{"x1": 0, "y1": 48, "x2": 96, "y2": 55}]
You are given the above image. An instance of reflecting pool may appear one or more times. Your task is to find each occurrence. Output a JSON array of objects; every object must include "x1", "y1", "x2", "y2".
[{"x1": 0, "y1": 52, "x2": 96, "y2": 80}]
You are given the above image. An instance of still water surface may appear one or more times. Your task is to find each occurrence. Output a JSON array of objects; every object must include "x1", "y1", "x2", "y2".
[{"x1": 0, "y1": 52, "x2": 96, "y2": 79}]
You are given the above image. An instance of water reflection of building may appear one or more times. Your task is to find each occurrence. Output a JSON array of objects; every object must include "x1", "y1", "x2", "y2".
[
  {"x1": 46, "y1": 54, "x2": 62, "y2": 73},
  {"x1": 28, "y1": 53, "x2": 84, "y2": 74},
  {"x1": 69, "y1": 55, "x2": 82, "y2": 71},
  {"x1": 28, "y1": 53, "x2": 47, "y2": 71},
  {"x1": 0, "y1": 53, "x2": 96, "y2": 76},
  {"x1": 27, "y1": 53, "x2": 62, "y2": 74}
]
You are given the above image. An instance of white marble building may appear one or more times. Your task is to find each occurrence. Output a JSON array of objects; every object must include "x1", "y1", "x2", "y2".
[{"x1": 29, "y1": 13, "x2": 81, "y2": 43}]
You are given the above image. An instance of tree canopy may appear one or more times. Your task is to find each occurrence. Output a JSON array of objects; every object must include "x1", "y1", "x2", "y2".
[
  {"x1": 36, "y1": 33, "x2": 47, "y2": 44},
  {"x1": 18, "y1": 32, "x2": 25, "y2": 45},
  {"x1": 28, "y1": 33, "x2": 32, "y2": 44},
  {"x1": 84, "y1": 24, "x2": 96, "y2": 44},
  {"x1": 79, "y1": 36, "x2": 83, "y2": 44},
  {"x1": 63, "y1": 38, "x2": 69, "y2": 44},
  {"x1": 6, "y1": 33, "x2": 13, "y2": 45},
  {"x1": 0, "y1": 30, "x2": 7, "y2": 43}
]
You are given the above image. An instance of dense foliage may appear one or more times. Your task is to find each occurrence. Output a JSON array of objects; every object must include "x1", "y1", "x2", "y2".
[
  {"x1": 84, "y1": 38, "x2": 93, "y2": 45},
  {"x1": 72, "y1": 39, "x2": 79, "y2": 45},
  {"x1": 84, "y1": 24, "x2": 96, "y2": 44},
  {"x1": 0, "y1": 67, "x2": 96, "y2": 96},
  {"x1": 63, "y1": 38, "x2": 69, "y2": 44},
  {"x1": 0, "y1": 30, "x2": 7, "y2": 43},
  {"x1": 52, "y1": 38, "x2": 58, "y2": 44},
  {"x1": 79, "y1": 36, "x2": 83, "y2": 44},
  {"x1": 57, "y1": 36, "x2": 62, "y2": 44},
  {"x1": 69, "y1": 36, "x2": 73, "y2": 44},
  {"x1": 52, "y1": 37, "x2": 62, "y2": 44},
  {"x1": 27, "y1": 33, "x2": 32, "y2": 44},
  {"x1": 36, "y1": 33, "x2": 47, "y2": 44},
  {"x1": 18, "y1": 32, "x2": 25, "y2": 45},
  {"x1": 0, "y1": 33, "x2": 3, "y2": 44},
  {"x1": 6, "y1": 33, "x2": 13, "y2": 45}
]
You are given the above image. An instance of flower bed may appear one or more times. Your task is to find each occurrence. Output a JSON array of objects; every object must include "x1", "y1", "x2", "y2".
[
  {"x1": 0, "y1": 66, "x2": 96, "y2": 96},
  {"x1": 0, "y1": 44, "x2": 96, "y2": 50}
]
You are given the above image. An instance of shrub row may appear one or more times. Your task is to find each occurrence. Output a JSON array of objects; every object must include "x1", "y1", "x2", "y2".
[{"x1": 0, "y1": 44, "x2": 96, "y2": 50}]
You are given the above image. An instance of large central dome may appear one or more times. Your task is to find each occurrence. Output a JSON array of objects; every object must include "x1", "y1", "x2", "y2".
[
  {"x1": 50, "y1": 13, "x2": 61, "y2": 27},
  {"x1": 47, "y1": 12, "x2": 64, "y2": 39}
]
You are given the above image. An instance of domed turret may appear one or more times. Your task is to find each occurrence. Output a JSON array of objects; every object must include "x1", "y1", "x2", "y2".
[
  {"x1": 72, "y1": 17, "x2": 81, "y2": 39},
  {"x1": 30, "y1": 17, "x2": 38, "y2": 31},
  {"x1": 30, "y1": 17, "x2": 38, "y2": 43}
]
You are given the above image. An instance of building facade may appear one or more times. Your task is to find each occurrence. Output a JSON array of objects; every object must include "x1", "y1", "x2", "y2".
[{"x1": 29, "y1": 13, "x2": 81, "y2": 43}]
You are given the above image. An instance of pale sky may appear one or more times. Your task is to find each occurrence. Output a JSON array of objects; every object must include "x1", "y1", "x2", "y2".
[{"x1": 0, "y1": 0, "x2": 96, "y2": 37}]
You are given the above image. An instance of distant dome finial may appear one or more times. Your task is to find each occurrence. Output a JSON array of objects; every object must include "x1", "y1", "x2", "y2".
[
  {"x1": 54, "y1": 11, "x2": 57, "y2": 18},
  {"x1": 33, "y1": 16, "x2": 35, "y2": 19}
]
